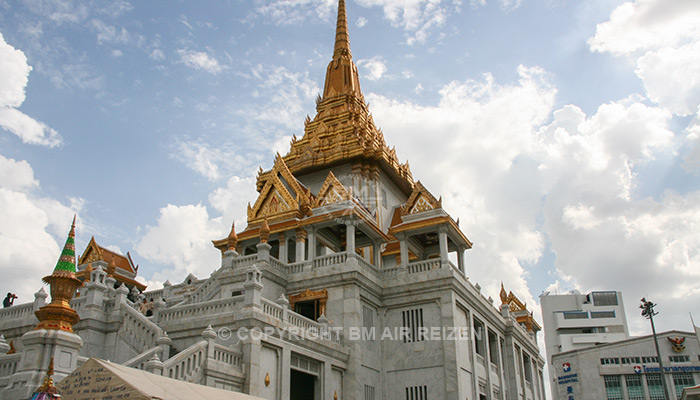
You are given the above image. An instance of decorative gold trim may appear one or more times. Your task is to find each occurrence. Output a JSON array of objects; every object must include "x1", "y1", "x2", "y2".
[
  {"x1": 289, "y1": 288, "x2": 328, "y2": 316},
  {"x1": 401, "y1": 181, "x2": 441, "y2": 216},
  {"x1": 334, "y1": 391, "x2": 338, "y2": 400},
  {"x1": 264, "y1": 372, "x2": 271, "y2": 387},
  {"x1": 313, "y1": 171, "x2": 351, "y2": 208}
]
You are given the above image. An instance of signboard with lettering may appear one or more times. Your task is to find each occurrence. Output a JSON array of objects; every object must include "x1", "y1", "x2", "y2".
[{"x1": 57, "y1": 358, "x2": 148, "y2": 400}]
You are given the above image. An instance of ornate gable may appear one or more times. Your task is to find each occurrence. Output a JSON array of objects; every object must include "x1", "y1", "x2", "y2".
[
  {"x1": 248, "y1": 154, "x2": 313, "y2": 224},
  {"x1": 313, "y1": 171, "x2": 351, "y2": 207},
  {"x1": 500, "y1": 283, "x2": 540, "y2": 332},
  {"x1": 401, "y1": 181, "x2": 442, "y2": 215},
  {"x1": 78, "y1": 236, "x2": 103, "y2": 266}
]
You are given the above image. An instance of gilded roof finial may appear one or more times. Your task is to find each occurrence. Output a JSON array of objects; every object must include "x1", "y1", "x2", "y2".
[
  {"x1": 260, "y1": 218, "x2": 270, "y2": 243},
  {"x1": 107, "y1": 258, "x2": 116, "y2": 278},
  {"x1": 333, "y1": 0, "x2": 351, "y2": 59},
  {"x1": 227, "y1": 221, "x2": 238, "y2": 250}
]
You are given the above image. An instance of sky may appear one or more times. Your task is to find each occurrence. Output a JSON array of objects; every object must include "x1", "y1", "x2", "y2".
[{"x1": 1, "y1": 0, "x2": 700, "y2": 375}]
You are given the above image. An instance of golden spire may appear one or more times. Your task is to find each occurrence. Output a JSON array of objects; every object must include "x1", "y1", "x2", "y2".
[
  {"x1": 323, "y1": 0, "x2": 361, "y2": 98},
  {"x1": 333, "y1": 0, "x2": 351, "y2": 59},
  {"x1": 36, "y1": 357, "x2": 59, "y2": 395}
]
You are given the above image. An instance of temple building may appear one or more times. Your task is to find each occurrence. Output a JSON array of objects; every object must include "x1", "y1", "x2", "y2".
[{"x1": 0, "y1": 1, "x2": 545, "y2": 399}]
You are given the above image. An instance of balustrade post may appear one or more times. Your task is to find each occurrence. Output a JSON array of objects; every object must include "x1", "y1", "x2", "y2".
[
  {"x1": 145, "y1": 353, "x2": 164, "y2": 375},
  {"x1": 438, "y1": 225, "x2": 449, "y2": 266},
  {"x1": 152, "y1": 298, "x2": 166, "y2": 323},
  {"x1": 157, "y1": 332, "x2": 171, "y2": 362},
  {"x1": 277, "y1": 294, "x2": 290, "y2": 322},
  {"x1": 33, "y1": 288, "x2": 48, "y2": 312},
  {"x1": 202, "y1": 325, "x2": 217, "y2": 360}
]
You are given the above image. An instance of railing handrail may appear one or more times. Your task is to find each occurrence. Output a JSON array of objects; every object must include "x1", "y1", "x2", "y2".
[
  {"x1": 0, "y1": 302, "x2": 34, "y2": 320},
  {"x1": 123, "y1": 346, "x2": 161, "y2": 368},
  {"x1": 158, "y1": 295, "x2": 242, "y2": 322},
  {"x1": 120, "y1": 302, "x2": 163, "y2": 349},
  {"x1": 162, "y1": 341, "x2": 207, "y2": 368}
]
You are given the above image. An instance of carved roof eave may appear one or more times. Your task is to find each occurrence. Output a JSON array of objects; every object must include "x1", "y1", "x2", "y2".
[
  {"x1": 389, "y1": 215, "x2": 472, "y2": 248},
  {"x1": 312, "y1": 171, "x2": 351, "y2": 208},
  {"x1": 247, "y1": 171, "x2": 309, "y2": 225}
]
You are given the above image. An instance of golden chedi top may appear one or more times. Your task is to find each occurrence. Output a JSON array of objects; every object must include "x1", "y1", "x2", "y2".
[
  {"x1": 257, "y1": 0, "x2": 413, "y2": 195},
  {"x1": 35, "y1": 216, "x2": 83, "y2": 332}
]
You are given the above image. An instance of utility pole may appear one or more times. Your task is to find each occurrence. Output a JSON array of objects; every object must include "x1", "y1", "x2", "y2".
[{"x1": 640, "y1": 298, "x2": 671, "y2": 400}]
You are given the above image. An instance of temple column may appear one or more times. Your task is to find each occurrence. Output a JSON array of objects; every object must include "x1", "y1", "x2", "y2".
[
  {"x1": 295, "y1": 228, "x2": 306, "y2": 262},
  {"x1": 346, "y1": 223, "x2": 355, "y2": 254},
  {"x1": 438, "y1": 226, "x2": 449, "y2": 264},
  {"x1": 306, "y1": 226, "x2": 316, "y2": 260},
  {"x1": 457, "y1": 245, "x2": 466, "y2": 273},
  {"x1": 373, "y1": 240, "x2": 382, "y2": 268},
  {"x1": 398, "y1": 234, "x2": 409, "y2": 266},
  {"x1": 278, "y1": 231, "x2": 287, "y2": 263}
]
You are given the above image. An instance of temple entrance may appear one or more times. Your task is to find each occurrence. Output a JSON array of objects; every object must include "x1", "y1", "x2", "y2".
[{"x1": 290, "y1": 369, "x2": 316, "y2": 400}]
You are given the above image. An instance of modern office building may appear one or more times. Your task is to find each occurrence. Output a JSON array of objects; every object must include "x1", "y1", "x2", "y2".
[
  {"x1": 552, "y1": 329, "x2": 699, "y2": 400},
  {"x1": 540, "y1": 290, "x2": 630, "y2": 398},
  {"x1": 0, "y1": 1, "x2": 546, "y2": 399}
]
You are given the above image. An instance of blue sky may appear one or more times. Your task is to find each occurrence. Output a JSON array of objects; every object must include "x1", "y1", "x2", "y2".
[{"x1": 2, "y1": 0, "x2": 700, "y2": 359}]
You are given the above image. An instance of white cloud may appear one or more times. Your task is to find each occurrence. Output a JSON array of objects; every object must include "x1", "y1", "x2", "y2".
[
  {"x1": 0, "y1": 33, "x2": 63, "y2": 147},
  {"x1": 358, "y1": 56, "x2": 388, "y2": 80},
  {"x1": 368, "y1": 62, "x2": 698, "y2": 335},
  {"x1": 177, "y1": 49, "x2": 223, "y2": 74},
  {"x1": 111, "y1": 49, "x2": 123, "y2": 58},
  {"x1": 150, "y1": 48, "x2": 165, "y2": 61},
  {"x1": 254, "y1": 0, "x2": 336, "y2": 25},
  {"x1": 682, "y1": 109, "x2": 700, "y2": 174},
  {"x1": 589, "y1": 0, "x2": 700, "y2": 116},
  {"x1": 0, "y1": 153, "x2": 82, "y2": 306},
  {"x1": 355, "y1": 0, "x2": 459, "y2": 44},
  {"x1": 91, "y1": 19, "x2": 130, "y2": 45},
  {"x1": 135, "y1": 204, "x2": 226, "y2": 281},
  {"x1": 356, "y1": 16, "x2": 368, "y2": 27}
]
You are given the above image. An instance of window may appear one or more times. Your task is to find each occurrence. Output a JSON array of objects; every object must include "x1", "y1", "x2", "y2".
[
  {"x1": 673, "y1": 373, "x2": 695, "y2": 399},
  {"x1": 364, "y1": 384, "x2": 376, "y2": 400},
  {"x1": 405, "y1": 385, "x2": 427, "y2": 400},
  {"x1": 669, "y1": 355, "x2": 690, "y2": 363},
  {"x1": 488, "y1": 330, "x2": 499, "y2": 366},
  {"x1": 591, "y1": 310, "x2": 616, "y2": 318},
  {"x1": 402, "y1": 308, "x2": 425, "y2": 343},
  {"x1": 621, "y1": 357, "x2": 641, "y2": 364},
  {"x1": 647, "y1": 374, "x2": 665, "y2": 400},
  {"x1": 642, "y1": 356, "x2": 658, "y2": 363},
  {"x1": 592, "y1": 291, "x2": 619, "y2": 306},
  {"x1": 625, "y1": 375, "x2": 644, "y2": 400},
  {"x1": 523, "y1": 353, "x2": 533, "y2": 383},
  {"x1": 604, "y1": 375, "x2": 623, "y2": 400},
  {"x1": 363, "y1": 304, "x2": 375, "y2": 340},
  {"x1": 473, "y1": 317, "x2": 486, "y2": 356},
  {"x1": 563, "y1": 311, "x2": 589, "y2": 319},
  {"x1": 601, "y1": 357, "x2": 620, "y2": 365}
]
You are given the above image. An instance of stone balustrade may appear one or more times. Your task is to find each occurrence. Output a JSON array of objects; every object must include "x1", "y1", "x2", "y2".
[
  {"x1": 259, "y1": 298, "x2": 341, "y2": 344},
  {"x1": 406, "y1": 259, "x2": 442, "y2": 273},
  {"x1": 0, "y1": 303, "x2": 33, "y2": 320},
  {"x1": 231, "y1": 254, "x2": 257, "y2": 269},
  {"x1": 0, "y1": 354, "x2": 21, "y2": 379},
  {"x1": 164, "y1": 341, "x2": 207, "y2": 381},
  {"x1": 158, "y1": 296, "x2": 243, "y2": 323},
  {"x1": 212, "y1": 344, "x2": 242, "y2": 367},
  {"x1": 119, "y1": 304, "x2": 162, "y2": 354},
  {"x1": 123, "y1": 346, "x2": 162, "y2": 370},
  {"x1": 261, "y1": 298, "x2": 283, "y2": 320},
  {"x1": 312, "y1": 252, "x2": 348, "y2": 268}
]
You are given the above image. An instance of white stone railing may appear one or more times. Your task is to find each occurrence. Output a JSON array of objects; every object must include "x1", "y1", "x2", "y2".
[
  {"x1": 286, "y1": 261, "x2": 308, "y2": 274},
  {"x1": 261, "y1": 298, "x2": 283, "y2": 320},
  {"x1": 0, "y1": 354, "x2": 21, "y2": 378},
  {"x1": 164, "y1": 341, "x2": 207, "y2": 382},
  {"x1": 259, "y1": 299, "x2": 341, "y2": 344},
  {"x1": 350, "y1": 253, "x2": 379, "y2": 276},
  {"x1": 119, "y1": 304, "x2": 162, "y2": 353},
  {"x1": 158, "y1": 296, "x2": 242, "y2": 323},
  {"x1": 186, "y1": 276, "x2": 219, "y2": 304},
  {"x1": 123, "y1": 346, "x2": 162, "y2": 370},
  {"x1": 70, "y1": 296, "x2": 86, "y2": 311},
  {"x1": 268, "y1": 257, "x2": 287, "y2": 274},
  {"x1": 406, "y1": 259, "x2": 442, "y2": 274},
  {"x1": 231, "y1": 254, "x2": 257, "y2": 269},
  {"x1": 212, "y1": 344, "x2": 242, "y2": 367},
  {"x1": 0, "y1": 302, "x2": 34, "y2": 320},
  {"x1": 144, "y1": 288, "x2": 164, "y2": 300},
  {"x1": 312, "y1": 252, "x2": 347, "y2": 268}
]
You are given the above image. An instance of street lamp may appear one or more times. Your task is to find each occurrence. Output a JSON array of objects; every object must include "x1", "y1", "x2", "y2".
[{"x1": 640, "y1": 298, "x2": 671, "y2": 400}]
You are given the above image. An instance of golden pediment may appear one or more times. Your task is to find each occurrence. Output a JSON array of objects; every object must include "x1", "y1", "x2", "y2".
[
  {"x1": 401, "y1": 181, "x2": 441, "y2": 216},
  {"x1": 314, "y1": 171, "x2": 351, "y2": 208}
]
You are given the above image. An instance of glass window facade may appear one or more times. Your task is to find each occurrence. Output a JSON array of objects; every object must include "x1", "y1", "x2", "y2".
[{"x1": 604, "y1": 375, "x2": 623, "y2": 400}]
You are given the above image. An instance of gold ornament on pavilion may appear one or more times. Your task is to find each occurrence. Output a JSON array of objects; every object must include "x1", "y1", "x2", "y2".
[
  {"x1": 227, "y1": 221, "x2": 238, "y2": 251},
  {"x1": 260, "y1": 218, "x2": 271, "y2": 243}
]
